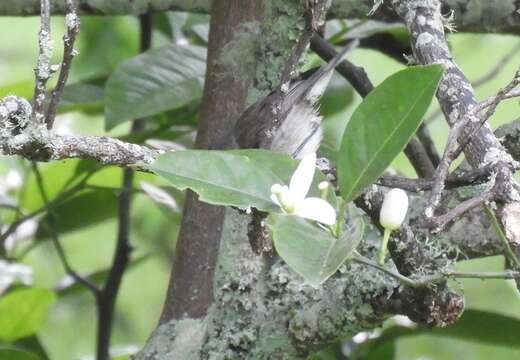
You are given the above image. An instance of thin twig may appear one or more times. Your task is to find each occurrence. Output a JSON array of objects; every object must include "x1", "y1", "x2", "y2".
[
  {"x1": 352, "y1": 252, "x2": 417, "y2": 287},
  {"x1": 451, "y1": 69, "x2": 520, "y2": 161},
  {"x1": 416, "y1": 122, "x2": 440, "y2": 167},
  {"x1": 46, "y1": 0, "x2": 80, "y2": 129},
  {"x1": 425, "y1": 118, "x2": 469, "y2": 217},
  {"x1": 0, "y1": 174, "x2": 90, "y2": 254},
  {"x1": 403, "y1": 137, "x2": 436, "y2": 178},
  {"x1": 473, "y1": 42, "x2": 520, "y2": 87},
  {"x1": 423, "y1": 43, "x2": 520, "y2": 127},
  {"x1": 95, "y1": 14, "x2": 152, "y2": 360},
  {"x1": 33, "y1": 0, "x2": 53, "y2": 123},
  {"x1": 427, "y1": 190, "x2": 494, "y2": 232},
  {"x1": 352, "y1": 252, "x2": 520, "y2": 288},
  {"x1": 31, "y1": 162, "x2": 99, "y2": 294},
  {"x1": 377, "y1": 165, "x2": 493, "y2": 192},
  {"x1": 426, "y1": 69, "x2": 520, "y2": 218},
  {"x1": 483, "y1": 204, "x2": 520, "y2": 270}
]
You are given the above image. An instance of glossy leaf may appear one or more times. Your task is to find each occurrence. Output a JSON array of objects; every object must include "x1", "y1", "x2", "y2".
[
  {"x1": 149, "y1": 150, "x2": 292, "y2": 212},
  {"x1": 338, "y1": 65, "x2": 443, "y2": 201},
  {"x1": 105, "y1": 43, "x2": 206, "y2": 129},
  {"x1": 149, "y1": 149, "x2": 334, "y2": 212},
  {"x1": 267, "y1": 212, "x2": 364, "y2": 285},
  {"x1": 0, "y1": 288, "x2": 56, "y2": 342}
]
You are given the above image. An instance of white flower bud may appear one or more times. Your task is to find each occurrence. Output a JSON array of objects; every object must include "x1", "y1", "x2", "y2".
[
  {"x1": 379, "y1": 188, "x2": 409, "y2": 230},
  {"x1": 318, "y1": 181, "x2": 329, "y2": 191}
]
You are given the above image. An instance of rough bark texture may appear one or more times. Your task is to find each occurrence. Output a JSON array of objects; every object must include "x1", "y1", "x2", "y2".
[
  {"x1": 393, "y1": 0, "x2": 520, "y2": 259},
  {"x1": 2, "y1": 0, "x2": 520, "y2": 35},
  {"x1": 133, "y1": 1, "x2": 477, "y2": 359},
  {"x1": 0, "y1": 96, "x2": 158, "y2": 166},
  {"x1": 158, "y1": 0, "x2": 264, "y2": 323}
]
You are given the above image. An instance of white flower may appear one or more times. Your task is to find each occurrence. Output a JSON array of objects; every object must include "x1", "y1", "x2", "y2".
[
  {"x1": 0, "y1": 260, "x2": 33, "y2": 294},
  {"x1": 379, "y1": 188, "x2": 409, "y2": 230},
  {"x1": 270, "y1": 153, "x2": 336, "y2": 225}
]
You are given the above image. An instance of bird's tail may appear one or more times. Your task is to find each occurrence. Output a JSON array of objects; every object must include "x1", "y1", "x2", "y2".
[{"x1": 304, "y1": 39, "x2": 359, "y2": 101}]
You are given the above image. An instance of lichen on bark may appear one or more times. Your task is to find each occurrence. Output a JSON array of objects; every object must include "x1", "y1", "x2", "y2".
[
  {"x1": 200, "y1": 210, "x2": 397, "y2": 359},
  {"x1": 216, "y1": 0, "x2": 309, "y2": 104}
]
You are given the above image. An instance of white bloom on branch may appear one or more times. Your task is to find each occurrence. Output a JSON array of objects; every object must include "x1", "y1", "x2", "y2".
[
  {"x1": 379, "y1": 188, "x2": 409, "y2": 230},
  {"x1": 270, "y1": 153, "x2": 336, "y2": 225},
  {"x1": 378, "y1": 188, "x2": 409, "y2": 265}
]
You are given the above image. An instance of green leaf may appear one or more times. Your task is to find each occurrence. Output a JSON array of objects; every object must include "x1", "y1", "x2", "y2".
[
  {"x1": 36, "y1": 189, "x2": 119, "y2": 239},
  {"x1": 0, "y1": 288, "x2": 56, "y2": 342},
  {"x1": 105, "y1": 43, "x2": 206, "y2": 130},
  {"x1": 429, "y1": 309, "x2": 520, "y2": 347},
  {"x1": 268, "y1": 211, "x2": 364, "y2": 285},
  {"x1": 12, "y1": 335, "x2": 49, "y2": 360},
  {"x1": 150, "y1": 149, "x2": 336, "y2": 212},
  {"x1": 338, "y1": 65, "x2": 444, "y2": 202},
  {"x1": 352, "y1": 309, "x2": 520, "y2": 359},
  {"x1": 0, "y1": 348, "x2": 41, "y2": 360},
  {"x1": 0, "y1": 80, "x2": 34, "y2": 99},
  {"x1": 149, "y1": 150, "x2": 297, "y2": 212},
  {"x1": 58, "y1": 82, "x2": 105, "y2": 114}
]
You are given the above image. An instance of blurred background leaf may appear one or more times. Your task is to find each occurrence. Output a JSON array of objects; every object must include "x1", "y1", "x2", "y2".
[
  {"x1": 105, "y1": 43, "x2": 206, "y2": 130},
  {"x1": 0, "y1": 288, "x2": 56, "y2": 342}
]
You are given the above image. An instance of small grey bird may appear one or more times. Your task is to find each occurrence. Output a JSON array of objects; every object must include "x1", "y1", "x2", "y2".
[{"x1": 233, "y1": 40, "x2": 358, "y2": 159}]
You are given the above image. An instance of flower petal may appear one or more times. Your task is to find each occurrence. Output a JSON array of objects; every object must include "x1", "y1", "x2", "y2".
[
  {"x1": 289, "y1": 152, "x2": 316, "y2": 202},
  {"x1": 295, "y1": 197, "x2": 336, "y2": 225},
  {"x1": 271, "y1": 194, "x2": 281, "y2": 207}
]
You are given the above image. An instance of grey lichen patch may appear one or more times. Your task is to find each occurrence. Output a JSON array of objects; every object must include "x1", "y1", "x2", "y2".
[
  {"x1": 0, "y1": 96, "x2": 33, "y2": 137},
  {"x1": 36, "y1": 29, "x2": 53, "y2": 80},
  {"x1": 217, "y1": 0, "x2": 308, "y2": 105},
  {"x1": 202, "y1": 209, "x2": 268, "y2": 358},
  {"x1": 0, "y1": 95, "x2": 158, "y2": 165},
  {"x1": 217, "y1": 21, "x2": 262, "y2": 89},
  {"x1": 268, "y1": 260, "x2": 394, "y2": 352},
  {"x1": 252, "y1": 0, "x2": 307, "y2": 100},
  {"x1": 132, "y1": 318, "x2": 208, "y2": 360},
  {"x1": 502, "y1": 202, "x2": 520, "y2": 245},
  {"x1": 496, "y1": 118, "x2": 520, "y2": 161},
  {"x1": 200, "y1": 207, "x2": 400, "y2": 358}
]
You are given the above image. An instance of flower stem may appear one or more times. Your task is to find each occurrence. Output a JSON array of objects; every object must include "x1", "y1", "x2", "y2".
[
  {"x1": 378, "y1": 228, "x2": 392, "y2": 265},
  {"x1": 333, "y1": 199, "x2": 349, "y2": 236}
]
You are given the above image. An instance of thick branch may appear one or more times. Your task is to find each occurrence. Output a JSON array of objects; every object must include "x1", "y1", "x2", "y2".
[
  {"x1": 3, "y1": 0, "x2": 520, "y2": 36},
  {"x1": 0, "y1": 95, "x2": 158, "y2": 166},
  {"x1": 394, "y1": 1, "x2": 520, "y2": 239}
]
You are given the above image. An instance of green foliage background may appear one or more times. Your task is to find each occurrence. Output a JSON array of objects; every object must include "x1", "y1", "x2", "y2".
[{"x1": 0, "y1": 14, "x2": 519, "y2": 360}]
